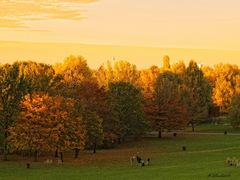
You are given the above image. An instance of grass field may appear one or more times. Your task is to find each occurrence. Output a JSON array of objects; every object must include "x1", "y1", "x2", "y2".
[
  {"x1": 185, "y1": 117, "x2": 240, "y2": 133},
  {"x1": 185, "y1": 124, "x2": 240, "y2": 134},
  {"x1": 1, "y1": 134, "x2": 240, "y2": 180}
]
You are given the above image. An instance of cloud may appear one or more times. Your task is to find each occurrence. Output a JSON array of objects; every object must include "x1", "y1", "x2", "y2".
[
  {"x1": 0, "y1": 0, "x2": 97, "y2": 28},
  {"x1": 0, "y1": 19, "x2": 25, "y2": 28}
]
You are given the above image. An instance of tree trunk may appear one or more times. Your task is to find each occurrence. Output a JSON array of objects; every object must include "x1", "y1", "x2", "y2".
[
  {"x1": 34, "y1": 150, "x2": 38, "y2": 162},
  {"x1": 158, "y1": 129, "x2": 162, "y2": 138},
  {"x1": 118, "y1": 138, "x2": 121, "y2": 144},
  {"x1": 93, "y1": 143, "x2": 96, "y2": 154},
  {"x1": 60, "y1": 152, "x2": 63, "y2": 162},
  {"x1": 55, "y1": 149, "x2": 58, "y2": 158},
  {"x1": 74, "y1": 148, "x2": 79, "y2": 159},
  {"x1": 191, "y1": 122, "x2": 195, "y2": 132},
  {"x1": 3, "y1": 128, "x2": 8, "y2": 161}
]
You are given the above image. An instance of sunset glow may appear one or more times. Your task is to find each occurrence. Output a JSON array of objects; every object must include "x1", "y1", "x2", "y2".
[
  {"x1": 1, "y1": 0, "x2": 240, "y2": 67},
  {"x1": 2, "y1": 1, "x2": 240, "y2": 177}
]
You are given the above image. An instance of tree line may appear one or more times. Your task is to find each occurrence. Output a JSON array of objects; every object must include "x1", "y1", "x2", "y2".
[{"x1": 1, "y1": 55, "x2": 240, "y2": 161}]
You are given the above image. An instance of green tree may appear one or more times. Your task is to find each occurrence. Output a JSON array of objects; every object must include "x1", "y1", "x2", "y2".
[
  {"x1": 184, "y1": 61, "x2": 212, "y2": 131},
  {"x1": 108, "y1": 82, "x2": 147, "y2": 141},
  {"x1": 78, "y1": 81, "x2": 120, "y2": 147},
  {"x1": 82, "y1": 109, "x2": 103, "y2": 153},
  {"x1": 229, "y1": 95, "x2": 240, "y2": 128},
  {"x1": 0, "y1": 63, "x2": 27, "y2": 160}
]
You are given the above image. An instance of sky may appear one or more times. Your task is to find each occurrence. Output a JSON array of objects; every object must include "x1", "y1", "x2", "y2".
[{"x1": 1, "y1": 0, "x2": 240, "y2": 67}]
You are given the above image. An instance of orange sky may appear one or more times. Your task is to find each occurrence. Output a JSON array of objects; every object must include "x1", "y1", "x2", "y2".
[
  {"x1": 1, "y1": 0, "x2": 240, "y2": 67},
  {"x1": 1, "y1": 41, "x2": 240, "y2": 69}
]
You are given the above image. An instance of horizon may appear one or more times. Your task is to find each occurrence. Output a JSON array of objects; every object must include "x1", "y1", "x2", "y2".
[
  {"x1": 1, "y1": 40, "x2": 240, "y2": 69},
  {"x1": 3, "y1": 39, "x2": 240, "y2": 51}
]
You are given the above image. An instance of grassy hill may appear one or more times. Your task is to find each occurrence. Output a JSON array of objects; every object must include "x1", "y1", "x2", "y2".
[{"x1": 1, "y1": 134, "x2": 240, "y2": 180}]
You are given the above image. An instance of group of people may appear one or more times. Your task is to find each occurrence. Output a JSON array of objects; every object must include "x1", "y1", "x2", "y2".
[
  {"x1": 226, "y1": 157, "x2": 240, "y2": 167},
  {"x1": 130, "y1": 152, "x2": 150, "y2": 167}
]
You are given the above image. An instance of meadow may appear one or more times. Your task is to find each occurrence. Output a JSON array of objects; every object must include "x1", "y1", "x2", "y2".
[{"x1": 1, "y1": 132, "x2": 240, "y2": 180}]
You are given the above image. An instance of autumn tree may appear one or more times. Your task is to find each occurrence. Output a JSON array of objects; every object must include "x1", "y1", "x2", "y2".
[
  {"x1": 55, "y1": 56, "x2": 118, "y2": 147},
  {"x1": 171, "y1": 61, "x2": 186, "y2": 76},
  {"x1": 108, "y1": 82, "x2": 147, "y2": 141},
  {"x1": 0, "y1": 63, "x2": 27, "y2": 160},
  {"x1": 53, "y1": 55, "x2": 94, "y2": 98},
  {"x1": 138, "y1": 66, "x2": 160, "y2": 99},
  {"x1": 184, "y1": 60, "x2": 212, "y2": 131},
  {"x1": 152, "y1": 71, "x2": 188, "y2": 138},
  {"x1": 9, "y1": 93, "x2": 86, "y2": 161},
  {"x1": 53, "y1": 56, "x2": 100, "y2": 108},
  {"x1": 201, "y1": 66, "x2": 220, "y2": 121},
  {"x1": 212, "y1": 64, "x2": 240, "y2": 113},
  {"x1": 112, "y1": 60, "x2": 139, "y2": 84},
  {"x1": 202, "y1": 66, "x2": 216, "y2": 86},
  {"x1": 52, "y1": 98, "x2": 86, "y2": 160},
  {"x1": 161, "y1": 55, "x2": 171, "y2": 71},
  {"x1": 138, "y1": 66, "x2": 160, "y2": 135},
  {"x1": 17, "y1": 61, "x2": 55, "y2": 94},
  {"x1": 235, "y1": 75, "x2": 240, "y2": 94},
  {"x1": 94, "y1": 65, "x2": 109, "y2": 88},
  {"x1": 76, "y1": 81, "x2": 120, "y2": 147},
  {"x1": 94, "y1": 60, "x2": 139, "y2": 87}
]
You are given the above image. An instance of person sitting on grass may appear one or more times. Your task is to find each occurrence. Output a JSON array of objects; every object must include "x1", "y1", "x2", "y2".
[
  {"x1": 136, "y1": 155, "x2": 147, "y2": 166},
  {"x1": 130, "y1": 152, "x2": 150, "y2": 167},
  {"x1": 136, "y1": 155, "x2": 142, "y2": 164}
]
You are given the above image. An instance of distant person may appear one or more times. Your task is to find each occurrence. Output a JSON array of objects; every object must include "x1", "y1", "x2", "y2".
[
  {"x1": 136, "y1": 156, "x2": 142, "y2": 164},
  {"x1": 146, "y1": 158, "x2": 150, "y2": 165}
]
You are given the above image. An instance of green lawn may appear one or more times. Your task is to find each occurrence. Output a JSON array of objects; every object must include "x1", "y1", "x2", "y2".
[
  {"x1": 185, "y1": 116, "x2": 240, "y2": 133},
  {"x1": 1, "y1": 135, "x2": 240, "y2": 180},
  {"x1": 186, "y1": 123, "x2": 240, "y2": 133}
]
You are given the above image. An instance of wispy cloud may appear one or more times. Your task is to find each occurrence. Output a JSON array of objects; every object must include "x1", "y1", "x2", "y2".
[
  {"x1": 0, "y1": 0, "x2": 97, "y2": 28},
  {"x1": 0, "y1": 19, "x2": 25, "y2": 28}
]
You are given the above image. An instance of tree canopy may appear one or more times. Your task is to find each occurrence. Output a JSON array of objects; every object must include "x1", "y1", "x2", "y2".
[{"x1": 1, "y1": 55, "x2": 240, "y2": 160}]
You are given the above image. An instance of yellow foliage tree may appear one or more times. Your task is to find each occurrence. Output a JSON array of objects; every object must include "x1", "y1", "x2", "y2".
[
  {"x1": 95, "y1": 60, "x2": 139, "y2": 88},
  {"x1": 212, "y1": 64, "x2": 240, "y2": 112}
]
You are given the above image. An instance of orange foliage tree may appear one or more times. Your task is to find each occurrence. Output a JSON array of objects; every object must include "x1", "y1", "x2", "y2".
[
  {"x1": 9, "y1": 93, "x2": 85, "y2": 161},
  {"x1": 55, "y1": 56, "x2": 122, "y2": 149}
]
